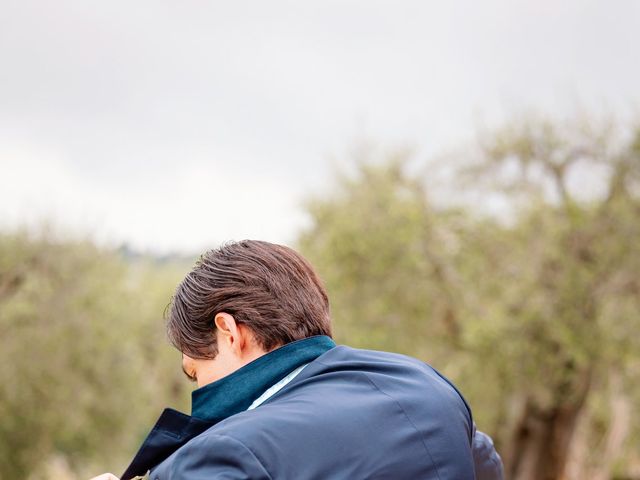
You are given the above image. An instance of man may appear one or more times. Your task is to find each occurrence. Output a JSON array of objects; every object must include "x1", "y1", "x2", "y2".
[{"x1": 92, "y1": 240, "x2": 503, "y2": 480}]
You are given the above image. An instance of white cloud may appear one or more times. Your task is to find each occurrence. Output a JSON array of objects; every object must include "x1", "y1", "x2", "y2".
[
  {"x1": 1, "y1": 0, "x2": 638, "y2": 251},
  {"x1": 0, "y1": 142, "x2": 305, "y2": 252}
]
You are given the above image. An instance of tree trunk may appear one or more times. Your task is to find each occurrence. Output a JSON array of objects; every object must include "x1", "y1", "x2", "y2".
[{"x1": 504, "y1": 370, "x2": 592, "y2": 480}]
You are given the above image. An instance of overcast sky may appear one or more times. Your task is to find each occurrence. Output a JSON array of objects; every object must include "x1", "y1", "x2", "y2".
[{"x1": 1, "y1": 0, "x2": 638, "y2": 253}]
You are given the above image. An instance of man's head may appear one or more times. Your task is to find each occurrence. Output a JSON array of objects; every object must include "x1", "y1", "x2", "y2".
[{"x1": 167, "y1": 240, "x2": 332, "y2": 386}]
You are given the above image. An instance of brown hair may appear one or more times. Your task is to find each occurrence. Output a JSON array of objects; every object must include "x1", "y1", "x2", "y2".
[{"x1": 166, "y1": 240, "x2": 332, "y2": 359}]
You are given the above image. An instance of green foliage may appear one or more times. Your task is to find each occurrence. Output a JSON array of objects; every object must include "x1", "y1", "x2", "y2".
[
  {"x1": 0, "y1": 232, "x2": 193, "y2": 479},
  {"x1": 300, "y1": 156, "x2": 462, "y2": 358},
  {"x1": 298, "y1": 118, "x2": 640, "y2": 479}
]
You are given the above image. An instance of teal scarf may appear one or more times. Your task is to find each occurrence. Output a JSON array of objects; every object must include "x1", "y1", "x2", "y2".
[{"x1": 191, "y1": 335, "x2": 336, "y2": 421}]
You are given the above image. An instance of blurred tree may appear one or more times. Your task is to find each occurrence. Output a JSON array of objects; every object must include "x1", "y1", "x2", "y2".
[
  {"x1": 298, "y1": 117, "x2": 640, "y2": 480},
  {"x1": 299, "y1": 150, "x2": 464, "y2": 361},
  {"x1": 468, "y1": 117, "x2": 640, "y2": 480},
  {"x1": 0, "y1": 232, "x2": 192, "y2": 479}
]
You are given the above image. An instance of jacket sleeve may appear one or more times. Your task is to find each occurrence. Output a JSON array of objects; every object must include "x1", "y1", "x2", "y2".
[
  {"x1": 472, "y1": 426, "x2": 504, "y2": 480},
  {"x1": 170, "y1": 433, "x2": 271, "y2": 480}
]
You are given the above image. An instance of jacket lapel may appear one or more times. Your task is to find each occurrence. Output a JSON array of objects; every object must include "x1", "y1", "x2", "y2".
[{"x1": 120, "y1": 409, "x2": 213, "y2": 480}]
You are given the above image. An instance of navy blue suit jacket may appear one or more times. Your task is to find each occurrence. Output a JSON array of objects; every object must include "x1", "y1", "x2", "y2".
[{"x1": 149, "y1": 345, "x2": 503, "y2": 479}]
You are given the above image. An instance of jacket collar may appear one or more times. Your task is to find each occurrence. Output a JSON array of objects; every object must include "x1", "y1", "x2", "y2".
[
  {"x1": 191, "y1": 335, "x2": 336, "y2": 421},
  {"x1": 121, "y1": 335, "x2": 336, "y2": 480}
]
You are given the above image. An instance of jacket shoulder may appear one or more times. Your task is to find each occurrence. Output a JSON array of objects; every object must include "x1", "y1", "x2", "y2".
[
  {"x1": 298, "y1": 345, "x2": 473, "y2": 425},
  {"x1": 198, "y1": 345, "x2": 476, "y2": 479}
]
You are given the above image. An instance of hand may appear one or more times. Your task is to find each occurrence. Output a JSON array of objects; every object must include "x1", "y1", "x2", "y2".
[{"x1": 89, "y1": 474, "x2": 119, "y2": 480}]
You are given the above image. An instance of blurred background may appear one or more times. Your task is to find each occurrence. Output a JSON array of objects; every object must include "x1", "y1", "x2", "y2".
[{"x1": 1, "y1": 1, "x2": 639, "y2": 479}]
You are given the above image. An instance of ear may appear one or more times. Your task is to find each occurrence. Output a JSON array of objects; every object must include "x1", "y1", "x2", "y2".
[{"x1": 214, "y1": 312, "x2": 245, "y2": 355}]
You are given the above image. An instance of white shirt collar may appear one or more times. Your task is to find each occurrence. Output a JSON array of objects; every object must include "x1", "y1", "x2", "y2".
[{"x1": 247, "y1": 363, "x2": 309, "y2": 410}]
